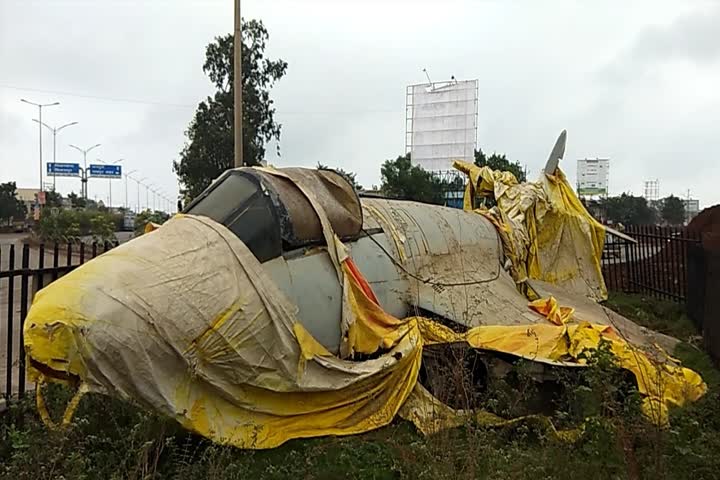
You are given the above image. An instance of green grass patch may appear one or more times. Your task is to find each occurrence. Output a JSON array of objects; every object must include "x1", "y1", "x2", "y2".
[
  {"x1": 604, "y1": 293, "x2": 698, "y2": 340},
  {"x1": 2, "y1": 293, "x2": 719, "y2": 479}
]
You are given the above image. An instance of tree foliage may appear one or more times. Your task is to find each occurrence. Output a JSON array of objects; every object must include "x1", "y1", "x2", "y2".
[
  {"x1": 599, "y1": 194, "x2": 657, "y2": 226},
  {"x1": 380, "y1": 154, "x2": 446, "y2": 205},
  {"x1": 44, "y1": 190, "x2": 63, "y2": 208},
  {"x1": 134, "y1": 209, "x2": 171, "y2": 234},
  {"x1": 660, "y1": 195, "x2": 686, "y2": 225},
  {"x1": 474, "y1": 149, "x2": 526, "y2": 182},
  {"x1": 35, "y1": 209, "x2": 120, "y2": 243},
  {"x1": 174, "y1": 19, "x2": 288, "y2": 200},
  {"x1": 0, "y1": 182, "x2": 27, "y2": 225},
  {"x1": 316, "y1": 163, "x2": 362, "y2": 190}
]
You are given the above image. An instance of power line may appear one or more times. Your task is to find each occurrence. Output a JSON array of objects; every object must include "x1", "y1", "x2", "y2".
[{"x1": 0, "y1": 84, "x2": 402, "y2": 115}]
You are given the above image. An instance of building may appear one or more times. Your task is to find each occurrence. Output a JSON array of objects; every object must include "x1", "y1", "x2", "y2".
[
  {"x1": 15, "y1": 188, "x2": 39, "y2": 217},
  {"x1": 684, "y1": 198, "x2": 700, "y2": 224},
  {"x1": 577, "y1": 158, "x2": 610, "y2": 197}
]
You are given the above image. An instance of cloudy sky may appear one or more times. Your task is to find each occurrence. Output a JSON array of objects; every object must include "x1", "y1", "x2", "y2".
[{"x1": 1, "y1": 0, "x2": 719, "y2": 210}]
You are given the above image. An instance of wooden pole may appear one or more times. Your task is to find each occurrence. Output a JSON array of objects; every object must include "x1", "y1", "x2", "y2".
[{"x1": 233, "y1": 0, "x2": 243, "y2": 167}]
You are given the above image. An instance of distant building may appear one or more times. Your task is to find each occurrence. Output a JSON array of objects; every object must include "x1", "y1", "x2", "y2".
[
  {"x1": 15, "y1": 188, "x2": 40, "y2": 217},
  {"x1": 577, "y1": 158, "x2": 609, "y2": 197},
  {"x1": 684, "y1": 198, "x2": 700, "y2": 224}
]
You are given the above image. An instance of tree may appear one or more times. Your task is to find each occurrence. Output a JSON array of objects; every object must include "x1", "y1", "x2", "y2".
[
  {"x1": 316, "y1": 163, "x2": 362, "y2": 190},
  {"x1": 474, "y1": 149, "x2": 526, "y2": 182},
  {"x1": 599, "y1": 194, "x2": 657, "y2": 226},
  {"x1": 0, "y1": 182, "x2": 27, "y2": 225},
  {"x1": 135, "y1": 209, "x2": 171, "y2": 234},
  {"x1": 660, "y1": 195, "x2": 685, "y2": 225},
  {"x1": 174, "y1": 20, "x2": 288, "y2": 200},
  {"x1": 380, "y1": 154, "x2": 446, "y2": 205},
  {"x1": 67, "y1": 191, "x2": 86, "y2": 209},
  {"x1": 45, "y1": 190, "x2": 63, "y2": 208}
]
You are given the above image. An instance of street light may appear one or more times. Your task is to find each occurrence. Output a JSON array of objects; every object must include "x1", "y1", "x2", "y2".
[
  {"x1": 97, "y1": 158, "x2": 123, "y2": 208},
  {"x1": 124, "y1": 169, "x2": 137, "y2": 210},
  {"x1": 21, "y1": 99, "x2": 60, "y2": 193},
  {"x1": 32, "y1": 119, "x2": 78, "y2": 192},
  {"x1": 132, "y1": 177, "x2": 147, "y2": 212},
  {"x1": 69, "y1": 143, "x2": 101, "y2": 199},
  {"x1": 145, "y1": 183, "x2": 154, "y2": 211}
]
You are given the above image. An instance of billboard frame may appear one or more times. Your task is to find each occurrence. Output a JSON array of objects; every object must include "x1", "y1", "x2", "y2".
[{"x1": 405, "y1": 79, "x2": 478, "y2": 172}]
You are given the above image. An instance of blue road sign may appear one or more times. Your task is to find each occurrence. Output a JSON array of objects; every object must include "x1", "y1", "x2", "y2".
[
  {"x1": 47, "y1": 162, "x2": 81, "y2": 177},
  {"x1": 89, "y1": 164, "x2": 122, "y2": 178}
]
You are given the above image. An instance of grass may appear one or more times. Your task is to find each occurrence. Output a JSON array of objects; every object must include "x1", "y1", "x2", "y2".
[
  {"x1": 604, "y1": 293, "x2": 698, "y2": 341},
  {"x1": 2, "y1": 293, "x2": 719, "y2": 480}
]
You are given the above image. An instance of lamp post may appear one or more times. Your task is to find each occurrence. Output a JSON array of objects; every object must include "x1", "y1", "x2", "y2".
[
  {"x1": 69, "y1": 143, "x2": 101, "y2": 199},
  {"x1": 32, "y1": 119, "x2": 78, "y2": 192},
  {"x1": 21, "y1": 99, "x2": 60, "y2": 193},
  {"x1": 97, "y1": 158, "x2": 123, "y2": 208},
  {"x1": 133, "y1": 177, "x2": 147, "y2": 212},
  {"x1": 124, "y1": 169, "x2": 137, "y2": 210},
  {"x1": 145, "y1": 183, "x2": 154, "y2": 211}
]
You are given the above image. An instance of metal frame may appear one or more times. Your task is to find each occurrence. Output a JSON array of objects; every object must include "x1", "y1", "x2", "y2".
[{"x1": 406, "y1": 80, "x2": 479, "y2": 171}]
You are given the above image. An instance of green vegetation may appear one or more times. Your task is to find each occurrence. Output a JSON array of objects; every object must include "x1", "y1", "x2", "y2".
[
  {"x1": 2, "y1": 293, "x2": 718, "y2": 479},
  {"x1": 134, "y1": 209, "x2": 171, "y2": 234},
  {"x1": 35, "y1": 208, "x2": 121, "y2": 243},
  {"x1": 474, "y1": 149, "x2": 526, "y2": 183},
  {"x1": 174, "y1": 19, "x2": 288, "y2": 201},
  {"x1": 660, "y1": 195, "x2": 686, "y2": 226},
  {"x1": 0, "y1": 181, "x2": 27, "y2": 226},
  {"x1": 604, "y1": 293, "x2": 698, "y2": 340},
  {"x1": 380, "y1": 153, "x2": 447, "y2": 205}
]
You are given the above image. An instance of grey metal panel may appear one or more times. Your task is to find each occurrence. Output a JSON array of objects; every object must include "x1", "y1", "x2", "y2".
[
  {"x1": 263, "y1": 251, "x2": 343, "y2": 353},
  {"x1": 263, "y1": 235, "x2": 408, "y2": 354}
]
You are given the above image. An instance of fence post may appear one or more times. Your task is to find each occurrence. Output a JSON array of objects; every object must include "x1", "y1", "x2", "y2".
[
  {"x1": 5, "y1": 244, "x2": 15, "y2": 399},
  {"x1": 18, "y1": 244, "x2": 29, "y2": 397}
]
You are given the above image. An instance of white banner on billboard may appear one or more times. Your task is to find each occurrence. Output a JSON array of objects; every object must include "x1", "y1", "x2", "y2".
[{"x1": 406, "y1": 80, "x2": 478, "y2": 172}]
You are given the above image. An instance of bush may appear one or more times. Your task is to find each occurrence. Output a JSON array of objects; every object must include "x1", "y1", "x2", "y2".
[
  {"x1": 134, "y1": 209, "x2": 170, "y2": 234},
  {"x1": 35, "y1": 208, "x2": 118, "y2": 243}
]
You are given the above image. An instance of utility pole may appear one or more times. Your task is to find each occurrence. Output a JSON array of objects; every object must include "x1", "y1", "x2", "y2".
[
  {"x1": 233, "y1": 0, "x2": 243, "y2": 167},
  {"x1": 33, "y1": 119, "x2": 78, "y2": 191},
  {"x1": 21, "y1": 99, "x2": 60, "y2": 193},
  {"x1": 69, "y1": 143, "x2": 101, "y2": 199}
]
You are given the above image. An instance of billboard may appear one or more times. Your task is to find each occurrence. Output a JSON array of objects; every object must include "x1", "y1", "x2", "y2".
[
  {"x1": 47, "y1": 162, "x2": 81, "y2": 177},
  {"x1": 577, "y1": 158, "x2": 609, "y2": 196},
  {"x1": 89, "y1": 164, "x2": 122, "y2": 178},
  {"x1": 406, "y1": 79, "x2": 478, "y2": 172}
]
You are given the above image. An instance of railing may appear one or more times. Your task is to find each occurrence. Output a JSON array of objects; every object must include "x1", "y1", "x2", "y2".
[
  {"x1": 601, "y1": 225, "x2": 702, "y2": 304},
  {"x1": 1, "y1": 241, "x2": 116, "y2": 402}
]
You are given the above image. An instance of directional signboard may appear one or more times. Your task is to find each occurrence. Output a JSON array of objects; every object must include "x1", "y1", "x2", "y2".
[
  {"x1": 47, "y1": 162, "x2": 81, "y2": 177},
  {"x1": 89, "y1": 164, "x2": 122, "y2": 178}
]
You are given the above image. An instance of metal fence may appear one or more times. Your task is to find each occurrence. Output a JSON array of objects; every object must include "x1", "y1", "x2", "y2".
[
  {"x1": 601, "y1": 225, "x2": 702, "y2": 304},
  {"x1": 1, "y1": 241, "x2": 116, "y2": 402}
]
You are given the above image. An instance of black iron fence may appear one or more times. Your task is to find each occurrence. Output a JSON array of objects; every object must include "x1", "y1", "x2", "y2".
[
  {"x1": 601, "y1": 225, "x2": 702, "y2": 304},
  {"x1": 1, "y1": 241, "x2": 116, "y2": 403}
]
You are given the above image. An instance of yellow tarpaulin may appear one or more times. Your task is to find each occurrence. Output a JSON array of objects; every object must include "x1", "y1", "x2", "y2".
[
  {"x1": 25, "y1": 216, "x2": 705, "y2": 448},
  {"x1": 454, "y1": 161, "x2": 608, "y2": 301}
]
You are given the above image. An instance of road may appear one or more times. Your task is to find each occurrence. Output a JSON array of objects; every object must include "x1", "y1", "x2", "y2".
[{"x1": 0, "y1": 231, "x2": 135, "y2": 396}]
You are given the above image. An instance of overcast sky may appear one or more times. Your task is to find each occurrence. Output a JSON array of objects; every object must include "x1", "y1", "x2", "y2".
[{"x1": 1, "y1": 0, "x2": 719, "y2": 209}]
